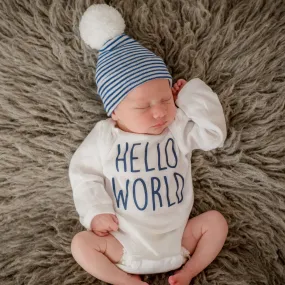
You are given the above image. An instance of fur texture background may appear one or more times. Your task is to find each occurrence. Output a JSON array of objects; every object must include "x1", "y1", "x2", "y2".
[{"x1": 1, "y1": 0, "x2": 285, "y2": 284}]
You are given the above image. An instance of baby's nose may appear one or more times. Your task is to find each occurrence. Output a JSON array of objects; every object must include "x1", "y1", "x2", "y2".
[{"x1": 152, "y1": 104, "x2": 167, "y2": 119}]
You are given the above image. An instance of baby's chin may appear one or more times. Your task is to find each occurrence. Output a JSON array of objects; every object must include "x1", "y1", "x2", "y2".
[
  {"x1": 148, "y1": 128, "x2": 166, "y2": 135},
  {"x1": 127, "y1": 125, "x2": 166, "y2": 135},
  {"x1": 122, "y1": 120, "x2": 173, "y2": 135}
]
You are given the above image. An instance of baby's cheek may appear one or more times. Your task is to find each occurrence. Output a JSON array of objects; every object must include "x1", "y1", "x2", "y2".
[
  {"x1": 169, "y1": 104, "x2": 176, "y2": 120},
  {"x1": 129, "y1": 113, "x2": 149, "y2": 131},
  {"x1": 141, "y1": 115, "x2": 153, "y2": 128},
  {"x1": 138, "y1": 113, "x2": 153, "y2": 129}
]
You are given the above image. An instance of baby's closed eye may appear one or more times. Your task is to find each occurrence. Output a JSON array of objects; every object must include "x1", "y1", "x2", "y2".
[
  {"x1": 136, "y1": 97, "x2": 172, "y2": 109},
  {"x1": 134, "y1": 105, "x2": 150, "y2": 110}
]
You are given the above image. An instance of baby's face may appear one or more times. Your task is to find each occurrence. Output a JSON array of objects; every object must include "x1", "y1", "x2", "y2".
[{"x1": 111, "y1": 79, "x2": 176, "y2": 135}]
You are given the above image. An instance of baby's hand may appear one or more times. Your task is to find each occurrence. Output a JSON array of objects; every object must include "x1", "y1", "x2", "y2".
[
  {"x1": 91, "y1": 214, "x2": 119, "y2": 237},
  {"x1": 172, "y1": 79, "x2": 187, "y2": 101}
]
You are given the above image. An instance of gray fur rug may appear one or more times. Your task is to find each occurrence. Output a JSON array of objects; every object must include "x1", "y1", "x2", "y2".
[{"x1": 1, "y1": 0, "x2": 285, "y2": 284}]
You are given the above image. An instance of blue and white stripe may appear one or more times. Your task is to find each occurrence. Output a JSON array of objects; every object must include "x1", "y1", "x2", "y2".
[{"x1": 95, "y1": 34, "x2": 172, "y2": 116}]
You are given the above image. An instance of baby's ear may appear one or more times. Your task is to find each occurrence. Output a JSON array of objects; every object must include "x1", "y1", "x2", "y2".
[{"x1": 111, "y1": 110, "x2": 118, "y2": 121}]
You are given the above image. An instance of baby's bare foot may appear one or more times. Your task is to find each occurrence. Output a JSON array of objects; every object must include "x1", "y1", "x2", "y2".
[{"x1": 168, "y1": 269, "x2": 192, "y2": 285}]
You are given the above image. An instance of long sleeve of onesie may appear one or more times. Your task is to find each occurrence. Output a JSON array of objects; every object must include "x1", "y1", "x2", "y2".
[
  {"x1": 169, "y1": 78, "x2": 227, "y2": 154},
  {"x1": 69, "y1": 122, "x2": 115, "y2": 230}
]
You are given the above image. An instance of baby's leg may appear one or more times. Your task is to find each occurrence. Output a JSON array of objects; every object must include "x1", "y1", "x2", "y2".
[
  {"x1": 71, "y1": 231, "x2": 147, "y2": 285},
  {"x1": 169, "y1": 210, "x2": 228, "y2": 285}
]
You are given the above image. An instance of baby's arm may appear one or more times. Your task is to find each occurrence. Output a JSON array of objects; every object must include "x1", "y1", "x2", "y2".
[
  {"x1": 69, "y1": 122, "x2": 117, "y2": 233},
  {"x1": 174, "y1": 78, "x2": 227, "y2": 152}
]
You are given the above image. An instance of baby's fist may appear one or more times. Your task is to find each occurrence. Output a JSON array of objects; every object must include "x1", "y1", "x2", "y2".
[
  {"x1": 91, "y1": 214, "x2": 119, "y2": 237},
  {"x1": 172, "y1": 79, "x2": 187, "y2": 101}
]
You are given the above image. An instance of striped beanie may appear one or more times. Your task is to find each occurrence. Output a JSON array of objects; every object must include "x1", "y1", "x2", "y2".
[{"x1": 79, "y1": 4, "x2": 172, "y2": 116}]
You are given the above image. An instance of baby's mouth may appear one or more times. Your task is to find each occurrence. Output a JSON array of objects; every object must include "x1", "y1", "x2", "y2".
[{"x1": 153, "y1": 121, "x2": 167, "y2": 128}]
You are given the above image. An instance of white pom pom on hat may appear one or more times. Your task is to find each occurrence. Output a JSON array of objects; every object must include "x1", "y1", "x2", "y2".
[{"x1": 79, "y1": 4, "x2": 126, "y2": 50}]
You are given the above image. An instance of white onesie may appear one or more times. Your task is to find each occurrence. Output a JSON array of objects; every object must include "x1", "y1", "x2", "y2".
[{"x1": 69, "y1": 78, "x2": 227, "y2": 274}]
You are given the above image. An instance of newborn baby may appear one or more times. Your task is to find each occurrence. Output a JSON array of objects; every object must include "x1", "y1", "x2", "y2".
[{"x1": 69, "y1": 4, "x2": 228, "y2": 285}]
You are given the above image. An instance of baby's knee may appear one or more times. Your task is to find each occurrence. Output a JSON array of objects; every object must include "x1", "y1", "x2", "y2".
[
  {"x1": 71, "y1": 231, "x2": 107, "y2": 255},
  {"x1": 71, "y1": 231, "x2": 88, "y2": 255},
  {"x1": 71, "y1": 231, "x2": 99, "y2": 255},
  {"x1": 207, "y1": 210, "x2": 228, "y2": 234}
]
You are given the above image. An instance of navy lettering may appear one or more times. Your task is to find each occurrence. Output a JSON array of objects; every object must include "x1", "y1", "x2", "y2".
[
  {"x1": 133, "y1": 178, "x2": 148, "y2": 211},
  {"x1": 145, "y1": 142, "x2": 155, "y2": 172},
  {"x1": 116, "y1": 143, "x2": 129, "y2": 172},
  {"x1": 157, "y1": 143, "x2": 167, "y2": 171},
  {"x1": 174, "y1": 172, "x2": 184, "y2": 203},
  {"x1": 165, "y1": 138, "x2": 178, "y2": 168},
  {"x1": 112, "y1": 177, "x2": 129, "y2": 209},
  {"x1": 151, "y1": 177, "x2": 162, "y2": 211},
  {"x1": 164, "y1": 175, "x2": 176, "y2": 207},
  {"x1": 130, "y1": 143, "x2": 141, "y2": 173}
]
